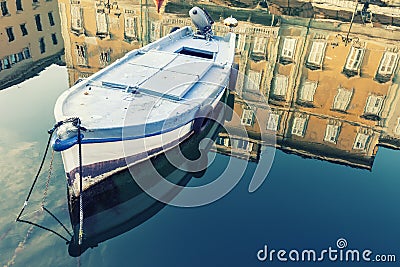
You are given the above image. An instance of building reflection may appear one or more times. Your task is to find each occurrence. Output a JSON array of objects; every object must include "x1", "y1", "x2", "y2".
[
  {"x1": 58, "y1": 0, "x2": 400, "y2": 169},
  {"x1": 0, "y1": 0, "x2": 64, "y2": 89},
  {"x1": 204, "y1": 0, "x2": 400, "y2": 27},
  {"x1": 221, "y1": 11, "x2": 400, "y2": 169}
]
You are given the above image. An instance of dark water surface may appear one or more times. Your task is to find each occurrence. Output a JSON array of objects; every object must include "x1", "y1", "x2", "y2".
[{"x1": 1, "y1": 65, "x2": 400, "y2": 266}]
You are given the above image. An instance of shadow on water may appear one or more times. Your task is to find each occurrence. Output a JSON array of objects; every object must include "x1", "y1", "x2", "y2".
[{"x1": 67, "y1": 93, "x2": 232, "y2": 257}]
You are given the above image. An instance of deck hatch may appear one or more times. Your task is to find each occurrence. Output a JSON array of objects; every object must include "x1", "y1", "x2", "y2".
[{"x1": 176, "y1": 47, "x2": 214, "y2": 59}]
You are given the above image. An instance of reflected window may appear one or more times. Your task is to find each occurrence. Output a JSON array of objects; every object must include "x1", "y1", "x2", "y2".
[
  {"x1": 237, "y1": 34, "x2": 246, "y2": 51},
  {"x1": 324, "y1": 124, "x2": 340, "y2": 144},
  {"x1": 99, "y1": 50, "x2": 110, "y2": 66},
  {"x1": 3, "y1": 57, "x2": 11, "y2": 69},
  {"x1": 353, "y1": 133, "x2": 370, "y2": 150},
  {"x1": 232, "y1": 139, "x2": 254, "y2": 151},
  {"x1": 253, "y1": 36, "x2": 267, "y2": 54},
  {"x1": 35, "y1": 14, "x2": 42, "y2": 31},
  {"x1": 298, "y1": 81, "x2": 317, "y2": 103},
  {"x1": 48, "y1": 12, "x2": 55, "y2": 26},
  {"x1": 20, "y1": 23, "x2": 28, "y2": 36},
  {"x1": 271, "y1": 75, "x2": 288, "y2": 99},
  {"x1": 364, "y1": 94, "x2": 384, "y2": 116},
  {"x1": 1, "y1": 1, "x2": 9, "y2": 16},
  {"x1": 267, "y1": 113, "x2": 280, "y2": 131},
  {"x1": 344, "y1": 46, "x2": 364, "y2": 73},
  {"x1": 124, "y1": 16, "x2": 138, "y2": 39},
  {"x1": 281, "y1": 37, "x2": 297, "y2": 60},
  {"x1": 291, "y1": 116, "x2": 308, "y2": 137},
  {"x1": 71, "y1": 5, "x2": 83, "y2": 31},
  {"x1": 6, "y1": 27, "x2": 15, "y2": 42},
  {"x1": 307, "y1": 41, "x2": 326, "y2": 69},
  {"x1": 241, "y1": 107, "x2": 255, "y2": 126},
  {"x1": 74, "y1": 44, "x2": 87, "y2": 65},
  {"x1": 150, "y1": 21, "x2": 161, "y2": 42},
  {"x1": 395, "y1": 118, "x2": 400, "y2": 136},
  {"x1": 96, "y1": 10, "x2": 108, "y2": 35},
  {"x1": 16, "y1": 0, "x2": 23, "y2": 11},
  {"x1": 10, "y1": 54, "x2": 17, "y2": 64},
  {"x1": 377, "y1": 52, "x2": 398, "y2": 77},
  {"x1": 23, "y1": 47, "x2": 31, "y2": 59},
  {"x1": 332, "y1": 87, "x2": 353, "y2": 112},
  {"x1": 244, "y1": 70, "x2": 261, "y2": 92},
  {"x1": 224, "y1": 138, "x2": 230, "y2": 147},
  {"x1": 17, "y1": 51, "x2": 24, "y2": 61},
  {"x1": 39, "y1": 37, "x2": 45, "y2": 53},
  {"x1": 216, "y1": 137, "x2": 230, "y2": 147},
  {"x1": 51, "y1": 33, "x2": 57, "y2": 45}
]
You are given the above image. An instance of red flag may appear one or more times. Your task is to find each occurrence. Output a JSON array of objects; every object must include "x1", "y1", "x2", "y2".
[{"x1": 154, "y1": 0, "x2": 165, "y2": 13}]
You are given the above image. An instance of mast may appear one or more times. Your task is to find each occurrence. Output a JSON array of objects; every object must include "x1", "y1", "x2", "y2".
[
  {"x1": 345, "y1": 0, "x2": 359, "y2": 46},
  {"x1": 140, "y1": 0, "x2": 144, "y2": 46},
  {"x1": 146, "y1": 0, "x2": 150, "y2": 44}
]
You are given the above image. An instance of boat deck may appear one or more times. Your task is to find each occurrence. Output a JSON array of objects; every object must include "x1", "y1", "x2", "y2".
[{"x1": 57, "y1": 27, "x2": 235, "y2": 129}]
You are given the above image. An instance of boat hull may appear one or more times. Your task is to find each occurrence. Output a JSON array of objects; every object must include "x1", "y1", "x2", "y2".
[{"x1": 61, "y1": 90, "x2": 225, "y2": 196}]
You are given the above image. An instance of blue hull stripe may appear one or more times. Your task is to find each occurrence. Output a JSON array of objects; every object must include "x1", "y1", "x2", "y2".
[
  {"x1": 53, "y1": 118, "x2": 194, "y2": 151},
  {"x1": 82, "y1": 122, "x2": 191, "y2": 144}
]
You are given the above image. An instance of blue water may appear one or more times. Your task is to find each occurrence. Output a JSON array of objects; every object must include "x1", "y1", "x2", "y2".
[{"x1": 1, "y1": 65, "x2": 400, "y2": 266}]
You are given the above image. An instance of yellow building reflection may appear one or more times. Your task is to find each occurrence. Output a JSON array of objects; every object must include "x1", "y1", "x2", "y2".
[{"x1": 223, "y1": 14, "x2": 400, "y2": 169}]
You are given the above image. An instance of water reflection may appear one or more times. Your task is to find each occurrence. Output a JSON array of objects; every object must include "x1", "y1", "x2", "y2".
[
  {"x1": 59, "y1": 0, "x2": 400, "y2": 169},
  {"x1": 224, "y1": 17, "x2": 400, "y2": 169}
]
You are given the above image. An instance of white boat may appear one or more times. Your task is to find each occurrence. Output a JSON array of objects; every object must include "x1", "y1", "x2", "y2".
[
  {"x1": 67, "y1": 102, "x2": 225, "y2": 256},
  {"x1": 52, "y1": 7, "x2": 236, "y2": 196}
]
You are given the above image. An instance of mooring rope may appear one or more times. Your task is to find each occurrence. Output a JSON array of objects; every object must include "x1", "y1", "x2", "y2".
[
  {"x1": 16, "y1": 117, "x2": 83, "y2": 245},
  {"x1": 77, "y1": 119, "x2": 84, "y2": 246},
  {"x1": 41, "y1": 150, "x2": 54, "y2": 207},
  {"x1": 15, "y1": 132, "x2": 53, "y2": 221}
]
